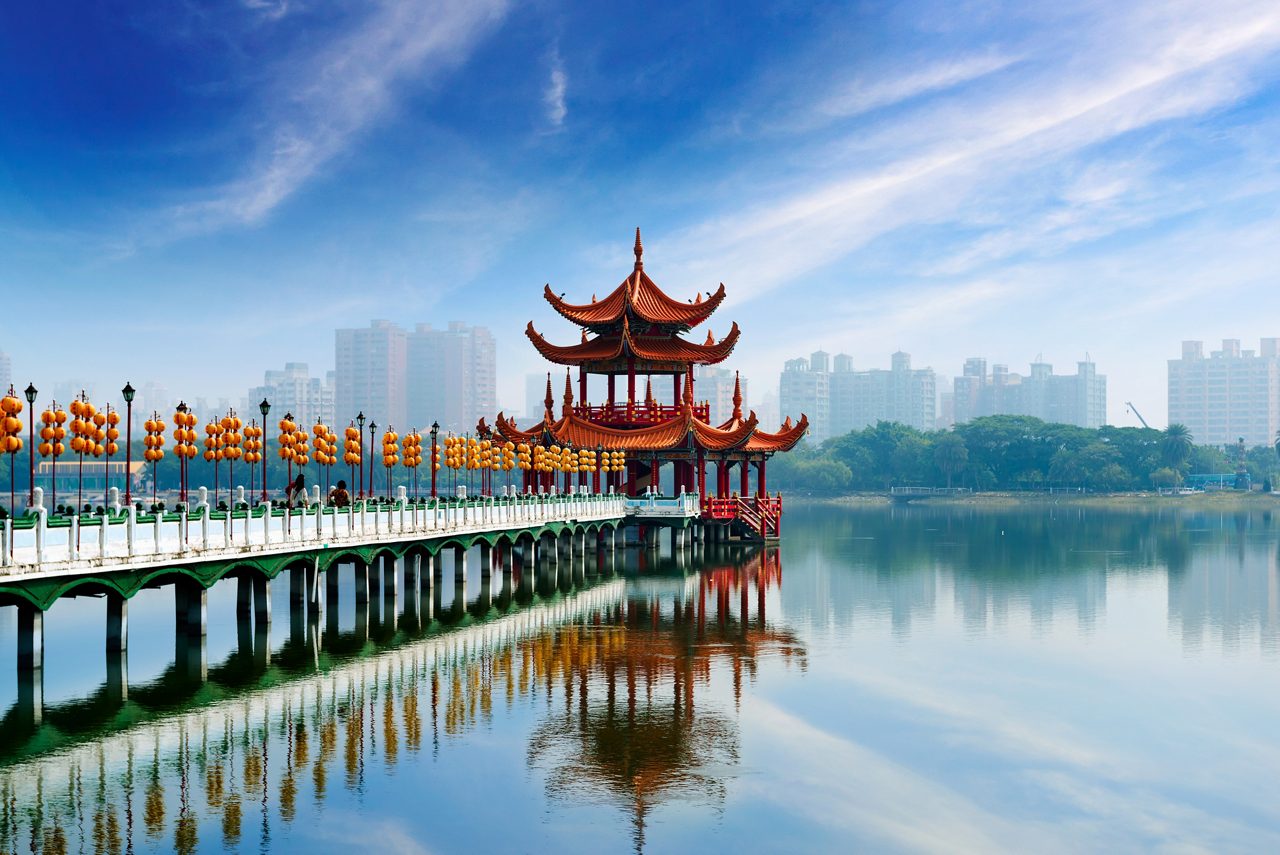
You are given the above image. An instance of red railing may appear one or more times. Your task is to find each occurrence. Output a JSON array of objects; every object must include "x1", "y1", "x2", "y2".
[
  {"x1": 574, "y1": 403, "x2": 710, "y2": 426},
  {"x1": 702, "y1": 495, "x2": 783, "y2": 539}
]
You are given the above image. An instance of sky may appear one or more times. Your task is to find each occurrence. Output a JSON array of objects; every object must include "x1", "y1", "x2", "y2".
[{"x1": 2, "y1": 0, "x2": 1279, "y2": 428}]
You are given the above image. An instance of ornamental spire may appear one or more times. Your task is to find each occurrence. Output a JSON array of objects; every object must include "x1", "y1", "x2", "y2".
[
  {"x1": 644, "y1": 377, "x2": 655, "y2": 409},
  {"x1": 634, "y1": 227, "x2": 643, "y2": 270},
  {"x1": 562, "y1": 369, "x2": 575, "y2": 418},
  {"x1": 543, "y1": 373, "x2": 554, "y2": 421},
  {"x1": 683, "y1": 372, "x2": 694, "y2": 413},
  {"x1": 732, "y1": 371, "x2": 743, "y2": 420}
]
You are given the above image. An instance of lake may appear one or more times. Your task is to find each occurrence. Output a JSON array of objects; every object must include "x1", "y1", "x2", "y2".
[{"x1": 2, "y1": 501, "x2": 1278, "y2": 853}]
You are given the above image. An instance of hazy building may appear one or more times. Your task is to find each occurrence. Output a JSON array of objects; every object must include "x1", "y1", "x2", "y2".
[
  {"x1": 694, "y1": 364, "x2": 748, "y2": 425},
  {"x1": 406, "y1": 322, "x2": 496, "y2": 434},
  {"x1": 335, "y1": 320, "x2": 408, "y2": 431},
  {"x1": 0, "y1": 349, "x2": 10, "y2": 392},
  {"x1": 525, "y1": 372, "x2": 550, "y2": 422},
  {"x1": 248, "y1": 363, "x2": 335, "y2": 429},
  {"x1": 953, "y1": 357, "x2": 1106, "y2": 428},
  {"x1": 1168, "y1": 339, "x2": 1280, "y2": 446},
  {"x1": 780, "y1": 352, "x2": 830, "y2": 443},
  {"x1": 828, "y1": 351, "x2": 937, "y2": 434}
]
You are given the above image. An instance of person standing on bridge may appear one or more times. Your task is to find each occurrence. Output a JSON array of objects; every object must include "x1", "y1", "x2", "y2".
[{"x1": 285, "y1": 473, "x2": 308, "y2": 509}]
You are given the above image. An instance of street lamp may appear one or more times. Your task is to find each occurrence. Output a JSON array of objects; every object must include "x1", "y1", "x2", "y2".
[
  {"x1": 24, "y1": 383, "x2": 36, "y2": 505},
  {"x1": 121, "y1": 382, "x2": 135, "y2": 506},
  {"x1": 258, "y1": 398, "x2": 270, "y2": 503},
  {"x1": 356, "y1": 411, "x2": 366, "y2": 499},
  {"x1": 430, "y1": 421, "x2": 440, "y2": 499},
  {"x1": 368, "y1": 421, "x2": 377, "y2": 499}
]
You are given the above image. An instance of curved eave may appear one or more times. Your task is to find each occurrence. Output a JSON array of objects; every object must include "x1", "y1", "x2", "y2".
[
  {"x1": 494, "y1": 412, "x2": 548, "y2": 445},
  {"x1": 743, "y1": 414, "x2": 809, "y2": 452},
  {"x1": 526, "y1": 320, "x2": 741, "y2": 367},
  {"x1": 542, "y1": 278, "x2": 726, "y2": 329},
  {"x1": 543, "y1": 283, "x2": 628, "y2": 326}
]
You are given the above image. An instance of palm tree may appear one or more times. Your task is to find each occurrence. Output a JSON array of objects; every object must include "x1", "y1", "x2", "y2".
[
  {"x1": 933, "y1": 433, "x2": 968, "y2": 489},
  {"x1": 1161, "y1": 424, "x2": 1194, "y2": 483}
]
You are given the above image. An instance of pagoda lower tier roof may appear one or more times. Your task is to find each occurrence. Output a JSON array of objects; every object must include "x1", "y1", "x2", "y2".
[
  {"x1": 543, "y1": 276, "x2": 726, "y2": 330},
  {"x1": 717, "y1": 412, "x2": 810, "y2": 453},
  {"x1": 525, "y1": 318, "x2": 740, "y2": 368},
  {"x1": 493, "y1": 406, "x2": 763, "y2": 453}
]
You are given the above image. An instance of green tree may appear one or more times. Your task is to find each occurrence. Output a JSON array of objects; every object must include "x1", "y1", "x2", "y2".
[
  {"x1": 932, "y1": 433, "x2": 968, "y2": 488},
  {"x1": 1161, "y1": 424, "x2": 1194, "y2": 481}
]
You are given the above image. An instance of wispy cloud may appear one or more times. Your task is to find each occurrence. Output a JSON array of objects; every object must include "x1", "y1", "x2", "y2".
[
  {"x1": 815, "y1": 52, "x2": 1020, "y2": 121},
  {"x1": 543, "y1": 48, "x2": 568, "y2": 129},
  {"x1": 172, "y1": 0, "x2": 509, "y2": 234}
]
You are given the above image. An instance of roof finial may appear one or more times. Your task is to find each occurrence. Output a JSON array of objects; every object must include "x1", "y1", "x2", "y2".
[
  {"x1": 644, "y1": 377, "x2": 655, "y2": 409},
  {"x1": 562, "y1": 369, "x2": 575, "y2": 417},
  {"x1": 543, "y1": 373, "x2": 554, "y2": 421},
  {"x1": 732, "y1": 371, "x2": 743, "y2": 420},
  {"x1": 634, "y1": 227, "x2": 643, "y2": 270},
  {"x1": 682, "y1": 372, "x2": 694, "y2": 413}
]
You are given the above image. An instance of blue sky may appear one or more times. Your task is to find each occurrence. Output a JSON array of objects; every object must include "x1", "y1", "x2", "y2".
[{"x1": 2, "y1": 0, "x2": 1279, "y2": 427}]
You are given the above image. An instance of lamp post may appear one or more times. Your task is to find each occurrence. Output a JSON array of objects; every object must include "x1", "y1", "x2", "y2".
[
  {"x1": 258, "y1": 398, "x2": 270, "y2": 503},
  {"x1": 356, "y1": 411, "x2": 366, "y2": 499},
  {"x1": 430, "y1": 422, "x2": 439, "y2": 499},
  {"x1": 122, "y1": 382, "x2": 135, "y2": 506},
  {"x1": 24, "y1": 383, "x2": 36, "y2": 505},
  {"x1": 368, "y1": 421, "x2": 377, "y2": 499},
  {"x1": 596, "y1": 443, "x2": 604, "y2": 494}
]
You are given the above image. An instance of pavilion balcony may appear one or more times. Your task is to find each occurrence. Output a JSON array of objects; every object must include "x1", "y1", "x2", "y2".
[{"x1": 574, "y1": 402, "x2": 710, "y2": 426}]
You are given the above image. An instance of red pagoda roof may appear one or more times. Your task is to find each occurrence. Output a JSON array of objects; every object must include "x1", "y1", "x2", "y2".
[
  {"x1": 542, "y1": 230, "x2": 725, "y2": 330},
  {"x1": 526, "y1": 316, "x2": 741, "y2": 368},
  {"x1": 493, "y1": 407, "x2": 761, "y2": 453}
]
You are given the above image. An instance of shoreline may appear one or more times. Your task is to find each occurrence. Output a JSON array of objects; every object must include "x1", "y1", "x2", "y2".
[{"x1": 789, "y1": 491, "x2": 1280, "y2": 511}]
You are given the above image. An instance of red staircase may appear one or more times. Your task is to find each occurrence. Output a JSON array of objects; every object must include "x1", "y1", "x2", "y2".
[{"x1": 702, "y1": 495, "x2": 782, "y2": 541}]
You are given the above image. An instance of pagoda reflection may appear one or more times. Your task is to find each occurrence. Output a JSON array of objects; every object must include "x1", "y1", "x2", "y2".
[{"x1": 0, "y1": 550, "x2": 800, "y2": 854}]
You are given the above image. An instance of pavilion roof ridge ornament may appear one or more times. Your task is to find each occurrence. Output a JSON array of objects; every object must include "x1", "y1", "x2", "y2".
[
  {"x1": 543, "y1": 372, "x2": 555, "y2": 421},
  {"x1": 732, "y1": 371, "x2": 743, "y2": 420},
  {"x1": 562, "y1": 369, "x2": 575, "y2": 418},
  {"x1": 634, "y1": 226, "x2": 643, "y2": 270}
]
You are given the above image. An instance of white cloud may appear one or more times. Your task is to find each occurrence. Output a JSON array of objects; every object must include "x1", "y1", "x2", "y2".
[
  {"x1": 815, "y1": 52, "x2": 1020, "y2": 121},
  {"x1": 543, "y1": 50, "x2": 568, "y2": 128},
  {"x1": 175, "y1": 0, "x2": 509, "y2": 233}
]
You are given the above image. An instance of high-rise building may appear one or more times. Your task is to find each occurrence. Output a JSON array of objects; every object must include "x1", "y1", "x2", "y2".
[
  {"x1": 406, "y1": 323, "x2": 496, "y2": 433},
  {"x1": 0, "y1": 349, "x2": 11, "y2": 392},
  {"x1": 953, "y1": 357, "x2": 1106, "y2": 428},
  {"x1": 693, "y1": 364, "x2": 748, "y2": 425},
  {"x1": 1168, "y1": 338, "x2": 1280, "y2": 446},
  {"x1": 248, "y1": 363, "x2": 334, "y2": 429},
  {"x1": 780, "y1": 354, "x2": 829, "y2": 443},
  {"x1": 334, "y1": 320, "x2": 408, "y2": 430},
  {"x1": 828, "y1": 351, "x2": 937, "y2": 434}
]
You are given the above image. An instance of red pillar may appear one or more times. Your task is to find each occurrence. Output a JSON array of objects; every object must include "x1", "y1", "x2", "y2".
[
  {"x1": 758, "y1": 460, "x2": 767, "y2": 497},
  {"x1": 627, "y1": 358, "x2": 636, "y2": 419},
  {"x1": 578, "y1": 368, "x2": 587, "y2": 414},
  {"x1": 607, "y1": 375, "x2": 616, "y2": 409},
  {"x1": 739, "y1": 459, "x2": 749, "y2": 496},
  {"x1": 697, "y1": 450, "x2": 706, "y2": 502}
]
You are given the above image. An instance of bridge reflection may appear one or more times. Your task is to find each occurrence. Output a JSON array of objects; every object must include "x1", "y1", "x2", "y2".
[{"x1": 0, "y1": 546, "x2": 799, "y2": 854}]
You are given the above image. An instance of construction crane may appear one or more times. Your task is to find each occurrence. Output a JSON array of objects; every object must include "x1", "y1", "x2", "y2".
[{"x1": 1126, "y1": 401, "x2": 1152, "y2": 429}]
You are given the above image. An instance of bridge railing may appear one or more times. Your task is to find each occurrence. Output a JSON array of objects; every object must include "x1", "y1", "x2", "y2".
[
  {"x1": 0, "y1": 488, "x2": 627, "y2": 577},
  {"x1": 888, "y1": 486, "x2": 973, "y2": 496},
  {"x1": 622, "y1": 492, "x2": 700, "y2": 518}
]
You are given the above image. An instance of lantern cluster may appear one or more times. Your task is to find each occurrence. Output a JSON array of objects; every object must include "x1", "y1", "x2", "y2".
[
  {"x1": 475, "y1": 439, "x2": 497, "y2": 471},
  {"x1": 312, "y1": 422, "x2": 338, "y2": 466},
  {"x1": 442, "y1": 435, "x2": 465, "y2": 471},
  {"x1": 142, "y1": 413, "x2": 167, "y2": 463},
  {"x1": 38, "y1": 403, "x2": 67, "y2": 461},
  {"x1": 342, "y1": 424, "x2": 362, "y2": 466},
  {"x1": 0, "y1": 389, "x2": 24, "y2": 456},
  {"x1": 516, "y1": 442, "x2": 532, "y2": 470},
  {"x1": 401, "y1": 430, "x2": 423, "y2": 469},
  {"x1": 381, "y1": 428, "x2": 400, "y2": 468},
  {"x1": 243, "y1": 422, "x2": 264, "y2": 466},
  {"x1": 67, "y1": 396, "x2": 108, "y2": 459},
  {"x1": 222, "y1": 412, "x2": 244, "y2": 462},
  {"x1": 277, "y1": 416, "x2": 310, "y2": 466},
  {"x1": 606, "y1": 449, "x2": 627, "y2": 472},
  {"x1": 532, "y1": 444, "x2": 550, "y2": 472},
  {"x1": 499, "y1": 441, "x2": 516, "y2": 471},
  {"x1": 577, "y1": 447, "x2": 597, "y2": 473},
  {"x1": 173, "y1": 409, "x2": 199, "y2": 459}
]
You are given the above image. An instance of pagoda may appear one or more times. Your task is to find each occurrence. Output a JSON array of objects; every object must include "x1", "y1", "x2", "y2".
[{"x1": 492, "y1": 229, "x2": 807, "y2": 540}]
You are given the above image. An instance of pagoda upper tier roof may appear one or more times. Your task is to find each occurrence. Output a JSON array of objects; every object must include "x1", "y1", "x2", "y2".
[
  {"x1": 543, "y1": 280, "x2": 725, "y2": 330},
  {"x1": 526, "y1": 316, "x2": 740, "y2": 367},
  {"x1": 541, "y1": 228, "x2": 725, "y2": 330},
  {"x1": 493, "y1": 406, "x2": 764, "y2": 453}
]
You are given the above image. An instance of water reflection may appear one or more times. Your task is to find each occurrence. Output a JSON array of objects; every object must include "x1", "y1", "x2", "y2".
[
  {"x1": 0, "y1": 547, "x2": 798, "y2": 853},
  {"x1": 788, "y1": 503, "x2": 1280, "y2": 651}
]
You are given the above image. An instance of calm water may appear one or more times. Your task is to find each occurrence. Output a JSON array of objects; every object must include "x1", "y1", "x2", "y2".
[{"x1": 2, "y1": 502, "x2": 1279, "y2": 853}]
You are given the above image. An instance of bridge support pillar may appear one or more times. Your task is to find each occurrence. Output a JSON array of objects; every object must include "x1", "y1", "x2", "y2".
[
  {"x1": 368, "y1": 558, "x2": 382, "y2": 629},
  {"x1": 501, "y1": 546, "x2": 514, "y2": 574},
  {"x1": 17, "y1": 602, "x2": 43, "y2": 672},
  {"x1": 454, "y1": 547, "x2": 466, "y2": 583},
  {"x1": 326, "y1": 565, "x2": 340, "y2": 611},
  {"x1": 252, "y1": 575, "x2": 272, "y2": 628},
  {"x1": 106, "y1": 644, "x2": 128, "y2": 705},
  {"x1": 176, "y1": 580, "x2": 207, "y2": 637},
  {"x1": 479, "y1": 543, "x2": 492, "y2": 578},
  {"x1": 383, "y1": 555, "x2": 396, "y2": 597},
  {"x1": 475, "y1": 574, "x2": 491, "y2": 614},
  {"x1": 106, "y1": 594, "x2": 128, "y2": 653},
  {"x1": 16, "y1": 659, "x2": 42, "y2": 728},
  {"x1": 237, "y1": 575, "x2": 253, "y2": 620},
  {"x1": 402, "y1": 555, "x2": 420, "y2": 632},
  {"x1": 645, "y1": 526, "x2": 659, "y2": 551},
  {"x1": 289, "y1": 566, "x2": 306, "y2": 608},
  {"x1": 354, "y1": 560, "x2": 369, "y2": 605},
  {"x1": 420, "y1": 554, "x2": 435, "y2": 623}
]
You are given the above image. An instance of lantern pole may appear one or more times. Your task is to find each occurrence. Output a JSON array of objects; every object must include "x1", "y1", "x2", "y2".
[
  {"x1": 356, "y1": 411, "x2": 365, "y2": 500},
  {"x1": 122, "y1": 382, "x2": 135, "y2": 507},
  {"x1": 368, "y1": 421, "x2": 377, "y2": 499},
  {"x1": 258, "y1": 398, "x2": 270, "y2": 503},
  {"x1": 24, "y1": 383, "x2": 36, "y2": 506}
]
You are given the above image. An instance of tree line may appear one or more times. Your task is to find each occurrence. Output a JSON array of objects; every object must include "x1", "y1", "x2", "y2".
[{"x1": 768, "y1": 415, "x2": 1280, "y2": 496}]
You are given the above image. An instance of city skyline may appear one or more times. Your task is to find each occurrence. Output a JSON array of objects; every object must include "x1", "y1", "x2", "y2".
[{"x1": 3, "y1": 2, "x2": 1279, "y2": 429}]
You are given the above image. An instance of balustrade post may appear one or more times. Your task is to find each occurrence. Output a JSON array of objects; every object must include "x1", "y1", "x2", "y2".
[
  {"x1": 153, "y1": 511, "x2": 162, "y2": 555},
  {"x1": 68, "y1": 516, "x2": 78, "y2": 561},
  {"x1": 262, "y1": 501, "x2": 272, "y2": 545},
  {"x1": 97, "y1": 511, "x2": 108, "y2": 559}
]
